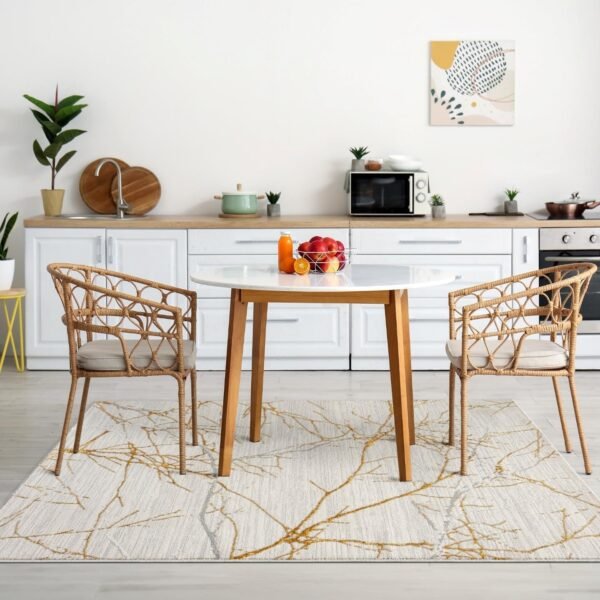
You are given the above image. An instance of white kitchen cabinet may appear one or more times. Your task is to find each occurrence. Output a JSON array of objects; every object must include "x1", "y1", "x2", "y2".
[
  {"x1": 196, "y1": 299, "x2": 349, "y2": 370},
  {"x1": 351, "y1": 255, "x2": 512, "y2": 369},
  {"x1": 512, "y1": 229, "x2": 539, "y2": 274},
  {"x1": 25, "y1": 228, "x2": 105, "y2": 369},
  {"x1": 25, "y1": 228, "x2": 187, "y2": 370}
]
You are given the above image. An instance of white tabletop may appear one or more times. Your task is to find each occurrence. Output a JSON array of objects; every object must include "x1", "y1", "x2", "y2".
[{"x1": 190, "y1": 264, "x2": 456, "y2": 293}]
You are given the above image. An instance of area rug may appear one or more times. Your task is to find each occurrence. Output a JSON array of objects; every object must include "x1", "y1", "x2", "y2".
[{"x1": 1, "y1": 393, "x2": 600, "y2": 561}]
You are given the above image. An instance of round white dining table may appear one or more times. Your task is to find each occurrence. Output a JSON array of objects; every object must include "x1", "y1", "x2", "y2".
[{"x1": 190, "y1": 264, "x2": 456, "y2": 481}]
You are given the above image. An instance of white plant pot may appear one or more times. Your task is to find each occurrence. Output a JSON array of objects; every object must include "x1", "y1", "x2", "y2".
[{"x1": 0, "y1": 259, "x2": 15, "y2": 290}]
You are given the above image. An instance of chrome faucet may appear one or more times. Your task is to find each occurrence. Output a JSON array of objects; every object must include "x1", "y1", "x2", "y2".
[{"x1": 95, "y1": 158, "x2": 129, "y2": 219}]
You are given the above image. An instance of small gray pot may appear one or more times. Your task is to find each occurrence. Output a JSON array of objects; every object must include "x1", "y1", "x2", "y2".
[
  {"x1": 267, "y1": 203, "x2": 281, "y2": 217},
  {"x1": 351, "y1": 159, "x2": 365, "y2": 171},
  {"x1": 504, "y1": 200, "x2": 519, "y2": 214},
  {"x1": 431, "y1": 205, "x2": 446, "y2": 219}
]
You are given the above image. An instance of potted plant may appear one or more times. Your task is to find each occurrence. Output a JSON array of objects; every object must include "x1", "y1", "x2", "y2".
[
  {"x1": 24, "y1": 87, "x2": 87, "y2": 216},
  {"x1": 349, "y1": 146, "x2": 370, "y2": 171},
  {"x1": 266, "y1": 191, "x2": 281, "y2": 217},
  {"x1": 430, "y1": 194, "x2": 446, "y2": 219},
  {"x1": 504, "y1": 188, "x2": 520, "y2": 214},
  {"x1": 0, "y1": 212, "x2": 18, "y2": 290}
]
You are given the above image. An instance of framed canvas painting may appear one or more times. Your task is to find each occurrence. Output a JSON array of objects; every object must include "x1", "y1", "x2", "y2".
[{"x1": 430, "y1": 40, "x2": 515, "y2": 126}]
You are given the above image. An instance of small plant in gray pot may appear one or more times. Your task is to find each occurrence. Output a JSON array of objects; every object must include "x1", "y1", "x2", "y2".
[
  {"x1": 266, "y1": 191, "x2": 281, "y2": 217},
  {"x1": 0, "y1": 212, "x2": 19, "y2": 290},
  {"x1": 430, "y1": 194, "x2": 446, "y2": 219},
  {"x1": 349, "y1": 146, "x2": 370, "y2": 171},
  {"x1": 504, "y1": 188, "x2": 520, "y2": 214}
]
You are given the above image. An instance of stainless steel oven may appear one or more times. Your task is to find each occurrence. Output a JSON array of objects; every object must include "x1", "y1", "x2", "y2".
[
  {"x1": 348, "y1": 171, "x2": 429, "y2": 216},
  {"x1": 539, "y1": 228, "x2": 600, "y2": 333}
]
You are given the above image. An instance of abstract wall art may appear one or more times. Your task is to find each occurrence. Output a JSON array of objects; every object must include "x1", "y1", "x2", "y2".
[{"x1": 430, "y1": 40, "x2": 515, "y2": 126}]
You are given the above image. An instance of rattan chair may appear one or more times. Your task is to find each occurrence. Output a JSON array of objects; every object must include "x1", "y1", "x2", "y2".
[
  {"x1": 446, "y1": 262, "x2": 597, "y2": 476},
  {"x1": 48, "y1": 263, "x2": 198, "y2": 476}
]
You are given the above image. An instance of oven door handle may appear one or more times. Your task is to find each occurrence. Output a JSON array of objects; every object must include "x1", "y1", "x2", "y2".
[{"x1": 544, "y1": 256, "x2": 600, "y2": 263}]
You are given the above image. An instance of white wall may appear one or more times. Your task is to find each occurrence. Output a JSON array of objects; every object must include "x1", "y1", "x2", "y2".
[{"x1": 1, "y1": 0, "x2": 600, "y2": 285}]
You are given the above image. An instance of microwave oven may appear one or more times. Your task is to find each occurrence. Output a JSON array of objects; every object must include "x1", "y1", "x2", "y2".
[{"x1": 348, "y1": 171, "x2": 429, "y2": 216}]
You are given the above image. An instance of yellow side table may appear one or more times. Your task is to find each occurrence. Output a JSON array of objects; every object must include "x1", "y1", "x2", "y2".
[{"x1": 0, "y1": 288, "x2": 25, "y2": 373}]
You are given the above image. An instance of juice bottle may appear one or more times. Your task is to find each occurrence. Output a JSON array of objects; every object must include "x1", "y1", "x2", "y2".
[{"x1": 278, "y1": 231, "x2": 294, "y2": 274}]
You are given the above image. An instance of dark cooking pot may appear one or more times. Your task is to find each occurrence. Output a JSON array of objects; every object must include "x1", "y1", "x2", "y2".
[{"x1": 545, "y1": 194, "x2": 600, "y2": 219}]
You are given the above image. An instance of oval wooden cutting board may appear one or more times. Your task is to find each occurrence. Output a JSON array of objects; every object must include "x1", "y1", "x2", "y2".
[
  {"x1": 110, "y1": 166, "x2": 161, "y2": 215},
  {"x1": 79, "y1": 158, "x2": 130, "y2": 214}
]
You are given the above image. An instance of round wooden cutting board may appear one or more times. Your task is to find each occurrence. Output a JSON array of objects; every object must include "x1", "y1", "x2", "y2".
[
  {"x1": 110, "y1": 166, "x2": 161, "y2": 215},
  {"x1": 79, "y1": 158, "x2": 130, "y2": 214}
]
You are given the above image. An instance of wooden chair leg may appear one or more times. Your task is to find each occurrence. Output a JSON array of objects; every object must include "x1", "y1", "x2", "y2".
[
  {"x1": 218, "y1": 289, "x2": 248, "y2": 476},
  {"x1": 55, "y1": 376, "x2": 79, "y2": 476},
  {"x1": 177, "y1": 375, "x2": 187, "y2": 475},
  {"x1": 250, "y1": 302, "x2": 268, "y2": 443},
  {"x1": 448, "y1": 365, "x2": 456, "y2": 446},
  {"x1": 552, "y1": 376, "x2": 572, "y2": 453},
  {"x1": 460, "y1": 375, "x2": 469, "y2": 476},
  {"x1": 73, "y1": 377, "x2": 91, "y2": 454},
  {"x1": 384, "y1": 290, "x2": 412, "y2": 482},
  {"x1": 400, "y1": 290, "x2": 415, "y2": 445},
  {"x1": 190, "y1": 369, "x2": 199, "y2": 447},
  {"x1": 567, "y1": 375, "x2": 592, "y2": 474}
]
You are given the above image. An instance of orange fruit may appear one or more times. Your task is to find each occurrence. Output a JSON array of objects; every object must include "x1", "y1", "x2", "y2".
[{"x1": 293, "y1": 257, "x2": 310, "y2": 275}]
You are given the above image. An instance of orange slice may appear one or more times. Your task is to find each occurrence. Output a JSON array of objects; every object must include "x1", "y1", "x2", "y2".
[{"x1": 294, "y1": 257, "x2": 310, "y2": 275}]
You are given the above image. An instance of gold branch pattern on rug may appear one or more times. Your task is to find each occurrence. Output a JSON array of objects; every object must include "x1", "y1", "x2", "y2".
[{"x1": 0, "y1": 395, "x2": 599, "y2": 560}]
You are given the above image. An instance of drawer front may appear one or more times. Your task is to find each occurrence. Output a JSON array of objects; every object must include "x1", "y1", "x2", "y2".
[
  {"x1": 189, "y1": 228, "x2": 349, "y2": 255},
  {"x1": 189, "y1": 255, "x2": 276, "y2": 298},
  {"x1": 196, "y1": 299, "x2": 349, "y2": 359},
  {"x1": 351, "y1": 228, "x2": 511, "y2": 254}
]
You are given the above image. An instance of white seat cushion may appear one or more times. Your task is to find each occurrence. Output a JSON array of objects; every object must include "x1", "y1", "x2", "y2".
[
  {"x1": 445, "y1": 338, "x2": 568, "y2": 371},
  {"x1": 77, "y1": 339, "x2": 196, "y2": 371}
]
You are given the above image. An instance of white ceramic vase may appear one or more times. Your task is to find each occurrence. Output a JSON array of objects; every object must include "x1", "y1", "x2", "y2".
[{"x1": 0, "y1": 259, "x2": 15, "y2": 290}]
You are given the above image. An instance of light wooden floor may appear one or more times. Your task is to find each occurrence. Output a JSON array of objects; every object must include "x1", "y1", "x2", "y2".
[{"x1": 1, "y1": 368, "x2": 599, "y2": 599}]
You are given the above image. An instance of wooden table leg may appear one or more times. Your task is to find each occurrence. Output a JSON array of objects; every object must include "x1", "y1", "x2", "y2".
[
  {"x1": 218, "y1": 289, "x2": 248, "y2": 476},
  {"x1": 400, "y1": 290, "x2": 415, "y2": 445},
  {"x1": 250, "y1": 302, "x2": 268, "y2": 442},
  {"x1": 384, "y1": 289, "x2": 412, "y2": 481}
]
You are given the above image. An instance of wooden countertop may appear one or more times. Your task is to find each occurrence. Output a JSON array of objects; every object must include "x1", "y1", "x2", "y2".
[{"x1": 24, "y1": 214, "x2": 600, "y2": 229}]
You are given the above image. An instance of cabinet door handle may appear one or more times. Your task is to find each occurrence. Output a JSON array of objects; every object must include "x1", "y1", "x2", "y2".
[
  {"x1": 398, "y1": 239, "x2": 462, "y2": 245},
  {"x1": 247, "y1": 317, "x2": 300, "y2": 323},
  {"x1": 107, "y1": 237, "x2": 114, "y2": 265},
  {"x1": 95, "y1": 236, "x2": 103, "y2": 264},
  {"x1": 523, "y1": 236, "x2": 529, "y2": 263},
  {"x1": 235, "y1": 239, "x2": 298, "y2": 244}
]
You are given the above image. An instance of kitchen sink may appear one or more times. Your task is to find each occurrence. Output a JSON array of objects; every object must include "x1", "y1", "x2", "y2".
[{"x1": 56, "y1": 214, "x2": 145, "y2": 220}]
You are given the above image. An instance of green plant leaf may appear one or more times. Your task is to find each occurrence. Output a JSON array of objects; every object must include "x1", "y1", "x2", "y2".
[
  {"x1": 55, "y1": 104, "x2": 87, "y2": 125},
  {"x1": 54, "y1": 129, "x2": 85, "y2": 145},
  {"x1": 23, "y1": 94, "x2": 55, "y2": 118},
  {"x1": 30, "y1": 110, "x2": 60, "y2": 143},
  {"x1": 0, "y1": 212, "x2": 18, "y2": 257},
  {"x1": 33, "y1": 140, "x2": 50, "y2": 166},
  {"x1": 56, "y1": 95, "x2": 84, "y2": 110},
  {"x1": 55, "y1": 150, "x2": 77, "y2": 173},
  {"x1": 44, "y1": 141, "x2": 64, "y2": 160}
]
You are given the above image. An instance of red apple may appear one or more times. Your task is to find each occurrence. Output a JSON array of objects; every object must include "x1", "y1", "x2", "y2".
[
  {"x1": 318, "y1": 256, "x2": 340, "y2": 273},
  {"x1": 337, "y1": 253, "x2": 347, "y2": 270},
  {"x1": 298, "y1": 241, "x2": 310, "y2": 257},
  {"x1": 309, "y1": 235, "x2": 322, "y2": 243},
  {"x1": 322, "y1": 237, "x2": 338, "y2": 257},
  {"x1": 308, "y1": 239, "x2": 328, "y2": 261},
  {"x1": 336, "y1": 240, "x2": 345, "y2": 255}
]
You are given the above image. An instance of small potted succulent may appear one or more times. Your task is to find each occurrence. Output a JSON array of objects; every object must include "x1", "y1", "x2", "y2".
[
  {"x1": 266, "y1": 191, "x2": 281, "y2": 217},
  {"x1": 349, "y1": 146, "x2": 370, "y2": 171},
  {"x1": 0, "y1": 212, "x2": 18, "y2": 290},
  {"x1": 430, "y1": 194, "x2": 446, "y2": 219},
  {"x1": 504, "y1": 188, "x2": 520, "y2": 214},
  {"x1": 24, "y1": 86, "x2": 87, "y2": 216}
]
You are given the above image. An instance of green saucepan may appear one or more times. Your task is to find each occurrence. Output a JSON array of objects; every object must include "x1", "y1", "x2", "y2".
[{"x1": 215, "y1": 183, "x2": 265, "y2": 215}]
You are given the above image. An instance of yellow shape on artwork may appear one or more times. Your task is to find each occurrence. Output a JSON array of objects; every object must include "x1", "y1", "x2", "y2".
[
  {"x1": 431, "y1": 41, "x2": 460, "y2": 70},
  {"x1": 471, "y1": 101, "x2": 478, "y2": 107}
]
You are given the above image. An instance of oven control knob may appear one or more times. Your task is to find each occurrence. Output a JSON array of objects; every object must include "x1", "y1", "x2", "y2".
[
  {"x1": 416, "y1": 180, "x2": 426, "y2": 189},
  {"x1": 562, "y1": 234, "x2": 571, "y2": 244},
  {"x1": 590, "y1": 234, "x2": 599, "y2": 244},
  {"x1": 416, "y1": 193, "x2": 427, "y2": 203}
]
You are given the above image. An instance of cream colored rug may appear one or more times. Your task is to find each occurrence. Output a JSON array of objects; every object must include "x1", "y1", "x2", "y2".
[{"x1": 1, "y1": 393, "x2": 600, "y2": 561}]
